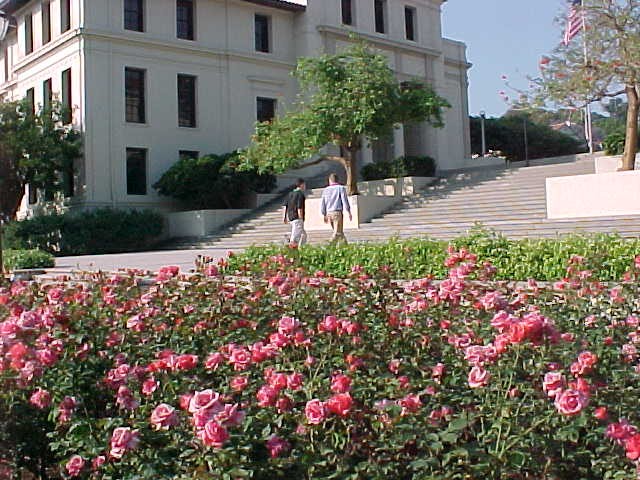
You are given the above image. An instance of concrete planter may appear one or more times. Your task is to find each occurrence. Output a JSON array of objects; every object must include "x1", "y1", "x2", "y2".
[
  {"x1": 167, "y1": 209, "x2": 250, "y2": 238},
  {"x1": 9, "y1": 269, "x2": 46, "y2": 281},
  {"x1": 546, "y1": 170, "x2": 640, "y2": 219},
  {"x1": 595, "y1": 155, "x2": 640, "y2": 173},
  {"x1": 305, "y1": 176, "x2": 436, "y2": 231}
]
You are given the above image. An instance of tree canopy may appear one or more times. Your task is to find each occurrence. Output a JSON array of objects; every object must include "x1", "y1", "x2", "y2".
[
  {"x1": 528, "y1": 0, "x2": 640, "y2": 170},
  {"x1": 0, "y1": 99, "x2": 81, "y2": 271},
  {"x1": 239, "y1": 43, "x2": 449, "y2": 194}
]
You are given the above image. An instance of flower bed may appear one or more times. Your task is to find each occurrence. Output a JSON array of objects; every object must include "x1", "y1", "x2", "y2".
[{"x1": 2, "y1": 250, "x2": 640, "y2": 478}]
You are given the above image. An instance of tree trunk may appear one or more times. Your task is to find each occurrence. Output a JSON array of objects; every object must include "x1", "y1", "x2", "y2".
[
  {"x1": 344, "y1": 148, "x2": 359, "y2": 196},
  {"x1": 619, "y1": 84, "x2": 639, "y2": 171}
]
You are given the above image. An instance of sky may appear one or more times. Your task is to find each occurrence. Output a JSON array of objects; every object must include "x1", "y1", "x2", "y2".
[{"x1": 442, "y1": 0, "x2": 568, "y2": 118}]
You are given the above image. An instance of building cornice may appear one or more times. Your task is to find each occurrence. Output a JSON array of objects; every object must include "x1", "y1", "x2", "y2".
[
  {"x1": 240, "y1": 0, "x2": 305, "y2": 12},
  {"x1": 316, "y1": 25, "x2": 443, "y2": 59}
]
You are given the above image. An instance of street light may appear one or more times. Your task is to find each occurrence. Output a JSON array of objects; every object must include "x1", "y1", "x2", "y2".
[{"x1": 480, "y1": 111, "x2": 486, "y2": 157}]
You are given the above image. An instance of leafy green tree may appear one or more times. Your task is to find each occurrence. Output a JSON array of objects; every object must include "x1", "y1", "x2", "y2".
[
  {"x1": 239, "y1": 43, "x2": 449, "y2": 194},
  {"x1": 470, "y1": 114, "x2": 583, "y2": 162},
  {"x1": 0, "y1": 99, "x2": 81, "y2": 271},
  {"x1": 529, "y1": 0, "x2": 639, "y2": 170}
]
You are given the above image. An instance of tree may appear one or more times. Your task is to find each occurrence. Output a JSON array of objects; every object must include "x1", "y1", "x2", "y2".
[
  {"x1": 239, "y1": 43, "x2": 449, "y2": 194},
  {"x1": 529, "y1": 0, "x2": 639, "y2": 170},
  {"x1": 469, "y1": 114, "x2": 583, "y2": 162},
  {"x1": 0, "y1": 99, "x2": 81, "y2": 271}
]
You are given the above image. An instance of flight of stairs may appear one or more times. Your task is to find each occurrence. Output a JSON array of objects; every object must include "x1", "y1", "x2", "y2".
[{"x1": 166, "y1": 155, "x2": 640, "y2": 249}]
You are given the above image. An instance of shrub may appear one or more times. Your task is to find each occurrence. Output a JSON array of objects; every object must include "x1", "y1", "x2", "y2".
[
  {"x1": 603, "y1": 131, "x2": 626, "y2": 155},
  {"x1": 3, "y1": 251, "x2": 640, "y2": 478},
  {"x1": 226, "y1": 229, "x2": 640, "y2": 282},
  {"x1": 153, "y1": 152, "x2": 276, "y2": 210},
  {"x1": 2, "y1": 249, "x2": 55, "y2": 270},
  {"x1": 361, "y1": 156, "x2": 436, "y2": 181},
  {"x1": 5, "y1": 208, "x2": 164, "y2": 256}
]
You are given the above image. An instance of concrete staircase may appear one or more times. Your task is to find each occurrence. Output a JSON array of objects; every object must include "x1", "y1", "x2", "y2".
[{"x1": 167, "y1": 155, "x2": 640, "y2": 249}]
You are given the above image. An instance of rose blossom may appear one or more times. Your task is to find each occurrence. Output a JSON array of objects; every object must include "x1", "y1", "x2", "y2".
[
  {"x1": 278, "y1": 316, "x2": 300, "y2": 334},
  {"x1": 625, "y1": 434, "x2": 640, "y2": 460},
  {"x1": 109, "y1": 427, "x2": 140, "y2": 460},
  {"x1": 198, "y1": 420, "x2": 229, "y2": 448},
  {"x1": 331, "y1": 374, "x2": 352, "y2": 393},
  {"x1": 174, "y1": 354, "x2": 198, "y2": 371},
  {"x1": 398, "y1": 393, "x2": 422, "y2": 415},
  {"x1": 286, "y1": 373, "x2": 304, "y2": 390},
  {"x1": 256, "y1": 385, "x2": 278, "y2": 407},
  {"x1": 305, "y1": 399, "x2": 327, "y2": 424},
  {"x1": 150, "y1": 403, "x2": 179, "y2": 430},
  {"x1": 266, "y1": 435, "x2": 290, "y2": 458},
  {"x1": 141, "y1": 377, "x2": 159, "y2": 396},
  {"x1": 229, "y1": 348, "x2": 252, "y2": 371},
  {"x1": 326, "y1": 393, "x2": 353, "y2": 417},
  {"x1": 593, "y1": 406, "x2": 608, "y2": 421},
  {"x1": 554, "y1": 389, "x2": 589, "y2": 416},
  {"x1": 189, "y1": 389, "x2": 221, "y2": 413},
  {"x1": 542, "y1": 372, "x2": 565, "y2": 398},
  {"x1": 231, "y1": 375, "x2": 249, "y2": 392},
  {"x1": 205, "y1": 352, "x2": 225, "y2": 370},
  {"x1": 468, "y1": 366, "x2": 490, "y2": 388},
  {"x1": 91, "y1": 455, "x2": 106, "y2": 470},
  {"x1": 30, "y1": 388, "x2": 52, "y2": 409},
  {"x1": 65, "y1": 455, "x2": 85, "y2": 477}
]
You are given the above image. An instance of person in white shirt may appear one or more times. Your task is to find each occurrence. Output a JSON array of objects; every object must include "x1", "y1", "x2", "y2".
[{"x1": 320, "y1": 173, "x2": 352, "y2": 243}]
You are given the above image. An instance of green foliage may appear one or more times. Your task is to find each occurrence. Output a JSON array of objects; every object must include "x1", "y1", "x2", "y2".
[
  {"x1": 0, "y1": 99, "x2": 82, "y2": 220},
  {"x1": 239, "y1": 43, "x2": 449, "y2": 181},
  {"x1": 2, "y1": 249, "x2": 55, "y2": 270},
  {"x1": 602, "y1": 130, "x2": 640, "y2": 156},
  {"x1": 153, "y1": 152, "x2": 275, "y2": 210},
  {"x1": 361, "y1": 156, "x2": 436, "y2": 181},
  {"x1": 5, "y1": 209, "x2": 164, "y2": 256},
  {"x1": 227, "y1": 229, "x2": 640, "y2": 282},
  {"x1": 470, "y1": 114, "x2": 583, "y2": 162}
]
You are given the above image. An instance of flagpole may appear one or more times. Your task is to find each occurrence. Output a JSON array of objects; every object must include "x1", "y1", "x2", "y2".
[{"x1": 581, "y1": 0, "x2": 594, "y2": 153}]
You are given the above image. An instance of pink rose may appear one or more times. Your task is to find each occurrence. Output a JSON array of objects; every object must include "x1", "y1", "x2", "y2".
[
  {"x1": 229, "y1": 348, "x2": 252, "y2": 371},
  {"x1": 115, "y1": 386, "x2": 139, "y2": 410},
  {"x1": 30, "y1": 388, "x2": 52, "y2": 409},
  {"x1": 594, "y1": 406, "x2": 608, "y2": 421},
  {"x1": 179, "y1": 393, "x2": 193, "y2": 410},
  {"x1": 141, "y1": 377, "x2": 159, "y2": 396},
  {"x1": 278, "y1": 316, "x2": 300, "y2": 334},
  {"x1": 542, "y1": 372, "x2": 565, "y2": 398},
  {"x1": 174, "y1": 354, "x2": 198, "y2": 371},
  {"x1": 65, "y1": 455, "x2": 85, "y2": 477},
  {"x1": 230, "y1": 375, "x2": 249, "y2": 392},
  {"x1": 286, "y1": 373, "x2": 304, "y2": 391},
  {"x1": 330, "y1": 374, "x2": 351, "y2": 393},
  {"x1": 91, "y1": 455, "x2": 106, "y2": 470},
  {"x1": 398, "y1": 393, "x2": 422, "y2": 415},
  {"x1": 256, "y1": 385, "x2": 278, "y2": 407},
  {"x1": 198, "y1": 420, "x2": 229, "y2": 448},
  {"x1": 468, "y1": 366, "x2": 490, "y2": 388},
  {"x1": 554, "y1": 389, "x2": 589, "y2": 416},
  {"x1": 305, "y1": 399, "x2": 327, "y2": 425},
  {"x1": 625, "y1": 434, "x2": 640, "y2": 460},
  {"x1": 109, "y1": 427, "x2": 139, "y2": 460},
  {"x1": 266, "y1": 435, "x2": 290, "y2": 458},
  {"x1": 188, "y1": 389, "x2": 221, "y2": 413},
  {"x1": 205, "y1": 352, "x2": 225, "y2": 370},
  {"x1": 326, "y1": 393, "x2": 353, "y2": 417},
  {"x1": 150, "y1": 403, "x2": 178, "y2": 430},
  {"x1": 319, "y1": 315, "x2": 338, "y2": 333}
]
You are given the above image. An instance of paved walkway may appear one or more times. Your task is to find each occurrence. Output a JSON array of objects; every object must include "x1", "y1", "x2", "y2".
[{"x1": 51, "y1": 248, "x2": 235, "y2": 274}]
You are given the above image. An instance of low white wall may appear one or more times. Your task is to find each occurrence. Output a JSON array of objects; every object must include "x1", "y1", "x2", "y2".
[
  {"x1": 547, "y1": 170, "x2": 640, "y2": 219},
  {"x1": 168, "y1": 209, "x2": 250, "y2": 237},
  {"x1": 305, "y1": 176, "x2": 436, "y2": 231},
  {"x1": 595, "y1": 154, "x2": 640, "y2": 173}
]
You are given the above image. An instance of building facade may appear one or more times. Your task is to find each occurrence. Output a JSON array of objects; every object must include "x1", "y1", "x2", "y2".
[{"x1": 0, "y1": 0, "x2": 471, "y2": 212}]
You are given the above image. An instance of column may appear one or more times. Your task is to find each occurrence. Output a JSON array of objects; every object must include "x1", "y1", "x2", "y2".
[{"x1": 360, "y1": 137, "x2": 374, "y2": 166}]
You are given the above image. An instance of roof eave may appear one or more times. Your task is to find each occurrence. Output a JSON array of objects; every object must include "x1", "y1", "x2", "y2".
[{"x1": 242, "y1": 0, "x2": 306, "y2": 12}]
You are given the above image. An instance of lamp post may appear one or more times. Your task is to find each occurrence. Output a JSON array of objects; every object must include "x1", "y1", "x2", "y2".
[
  {"x1": 523, "y1": 115, "x2": 529, "y2": 167},
  {"x1": 480, "y1": 111, "x2": 487, "y2": 157}
]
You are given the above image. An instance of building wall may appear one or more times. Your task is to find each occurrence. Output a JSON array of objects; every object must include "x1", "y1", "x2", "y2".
[{"x1": 2, "y1": 0, "x2": 471, "y2": 213}]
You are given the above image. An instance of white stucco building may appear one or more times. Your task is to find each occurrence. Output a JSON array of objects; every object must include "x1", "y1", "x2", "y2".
[{"x1": 0, "y1": 0, "x2": 471, "y2": 212}]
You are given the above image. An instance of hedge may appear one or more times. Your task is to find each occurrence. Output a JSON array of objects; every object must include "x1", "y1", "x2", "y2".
[
  {"x1": 3, "y1": 249, "x2": 55, "y2": 270},
  {"x1": 4, "y1": 209, "x2": 164, "y2": 256},
  {"x1": 225, "y1": 229, "x2": 640, "y2": 282}
]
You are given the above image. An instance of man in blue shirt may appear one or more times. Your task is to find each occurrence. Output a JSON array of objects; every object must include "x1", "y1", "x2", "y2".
[{"x1": 320, "y1": 173, "x2": 352, "y2": 243}]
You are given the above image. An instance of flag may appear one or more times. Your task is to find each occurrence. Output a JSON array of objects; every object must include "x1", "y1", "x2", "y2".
[{"x1": 563, "y1": 0, "x2": 583, "y2": 46}]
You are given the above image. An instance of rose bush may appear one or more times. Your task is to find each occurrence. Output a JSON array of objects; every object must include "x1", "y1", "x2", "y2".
[{"x1": 2, "y1": 249, "x2": 640, "y2": 478}]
